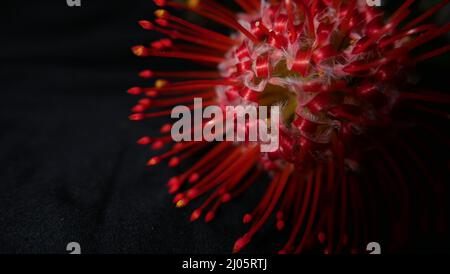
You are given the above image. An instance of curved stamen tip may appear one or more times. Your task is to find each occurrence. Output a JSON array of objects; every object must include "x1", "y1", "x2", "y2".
[
  {"x1": 176, "y1": 199, "x2": 188, "y2": 208},
  {"x1": 173, "y1": 193, "x2": 184, "y2": 203},
  {"x1": 205, "y1": 211, "x2": 215, "y2": 223},
  {"x1": 168, "y1": 177, "x2": 181, "y2": 193},
  {"x1": 167, "y1": 177, "x2": 179, "y2": 187},
  {"x1": 153, "y1": 0, "x2": 166, "y2": 7},
  {"x1": 278, "y1": 249, "x2": 287, "y2": 255},
  {"x1": 155, "y1": 18, "x2": 168, "y2": 27},
  {"x1": 233, "y1": 236, "x2": 250, "y2": 253},
  {"x1": 147, "y1": 157, "x2": 161, "y2": 166},
  {"x1": 318, "y1": 232, "x2": 326, "y2": 244},
  {"x1": 160, "y1": 123, "x2": 172, "y2": 134},
  {"x1": 138, "y1": 20, "x2": 153, "y2": 30},
  {"x1": 154, "y1": 9, "x2": 169, "y2": 19},
  {"x1": 137, "y1": 136, "x2": 152, "y2": 145},
  {"x1": 129, "y1": 113, "x2": 144, "y2": 121},
  {"x1": 187, "y1": 188, "x2": 199, "y2": 199},
  {"x1": 155, "y1": 79, "x2": 169, "y2": 88},
  {"x1": 146, "y1": 90, "x2": 158, "y2": 97},
  {"x1": 132, "y1": 104, "x2": 145, "y2": 113},
  {"x1": 169, "y1": 157, "x2": 180, "y2": 167},
  {"x1": 139, "y1": 98, "x2": 152, "y2": 107},
  {"x1": 139, "y1": 70, "x2": 154, "y2": 78},
  {"x1": 190, "y1": 209, "x2": 202, "y2": 222},
  {"x1": 132, "y1": 45, "x2": 147, "y2": 56},
  {"x1": 243, "y1": 214, "x2": 252, "y2": 224},
  {"x1": 221, "y1": 193, "x2": 231, "y2": 203},
  {"x1": 188, "y1": 173, "x2": 200, "y2": 183},
  {"x1": 188, "y1": 0, "x2": 200, "y2": 8},
  {"x1": 168, "y1": 185, "x2": 179, "y2": 194},
  {"x1": 127, "y1": 87, "x2": 142, "y2": 95},
  {"x1": 151, "y1": 140, "x2": 164, "y2": 150}
]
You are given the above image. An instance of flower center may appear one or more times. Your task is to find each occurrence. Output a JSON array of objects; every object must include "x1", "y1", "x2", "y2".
[{"x1": 216, "y1": 2, "x2": 401, "y2": 170}]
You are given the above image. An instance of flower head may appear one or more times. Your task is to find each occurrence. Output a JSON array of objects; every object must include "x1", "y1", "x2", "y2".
[{"x1": 130, "y1": 0, "x2": 450, "y2": 253}]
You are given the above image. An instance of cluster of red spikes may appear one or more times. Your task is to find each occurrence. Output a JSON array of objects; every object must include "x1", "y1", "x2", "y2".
[{"x1": 129, "y1": 0, "x2": 450, "y2": 253}]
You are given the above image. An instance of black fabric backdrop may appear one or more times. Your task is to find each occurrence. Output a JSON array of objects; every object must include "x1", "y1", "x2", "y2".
[{"x1": 0, "y1": 1, "x2": 449, "y2": 253}]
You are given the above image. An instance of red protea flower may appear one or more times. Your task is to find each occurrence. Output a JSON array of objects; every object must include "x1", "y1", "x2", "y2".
[{"x1": 129, "y1": 0, "x2": 450, "y2": 253}]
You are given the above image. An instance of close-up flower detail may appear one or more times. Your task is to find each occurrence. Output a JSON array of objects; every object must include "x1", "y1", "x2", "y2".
[{"x1": 129, "y1": 0, "x2": 449, "y2": 253}]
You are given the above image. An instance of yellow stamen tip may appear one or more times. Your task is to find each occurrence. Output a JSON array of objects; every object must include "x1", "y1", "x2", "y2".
[
  {"x1": 176, "y1": 199, "x2": 186, "y2": 208},
  {"x1": 187, "y1": 0, "x2": 200, "y2": 8},
  {"x1": 155, "y1": 79, "x2": 168, "y2": 88},
  {"x1": 154, "y1": 9, "x2": 168, "y2": 18},
  {"x1": 133, "y1": 46, "x2": 145, "y2": 56}
]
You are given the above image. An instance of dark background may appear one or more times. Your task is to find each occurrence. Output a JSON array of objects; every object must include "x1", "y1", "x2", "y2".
[
  {"x1": 0, "y1": 0, "x2": 270, "y2": 254},
  {"x1": 0, "y1": 0, "x2": 449, "y2": 253}
]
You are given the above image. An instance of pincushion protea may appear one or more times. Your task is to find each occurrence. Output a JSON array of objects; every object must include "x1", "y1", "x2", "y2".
[{"x1": 129, "y1": 0, "x2": 450, "y2": 253}]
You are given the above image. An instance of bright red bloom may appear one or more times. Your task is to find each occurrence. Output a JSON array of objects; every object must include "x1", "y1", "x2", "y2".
[{"x1": 129, "y1": 0, "x2": 450, "y2": 253}]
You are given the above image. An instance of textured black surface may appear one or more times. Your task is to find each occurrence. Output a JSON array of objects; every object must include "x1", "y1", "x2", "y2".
[
  {"x1": 0, "y1": 0, "x2": 269, "y2": 254},
  {"x1": 0, "y1": 1, "x2": 449, "y2": 254}
]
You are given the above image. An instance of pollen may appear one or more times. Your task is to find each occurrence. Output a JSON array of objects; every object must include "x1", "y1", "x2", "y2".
[
  {"x1": 132, "y1": 45, "x2": 146, "y2": 56},
  {"x1": 154, "y1": 9, "x2": 168, "y2": 18},
  {"x1": 176, "y1": 199, "x2": 186, "y2": 208},
  {"x1": 155, "y1": 79, "x2": 168, "y2": 88}
]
